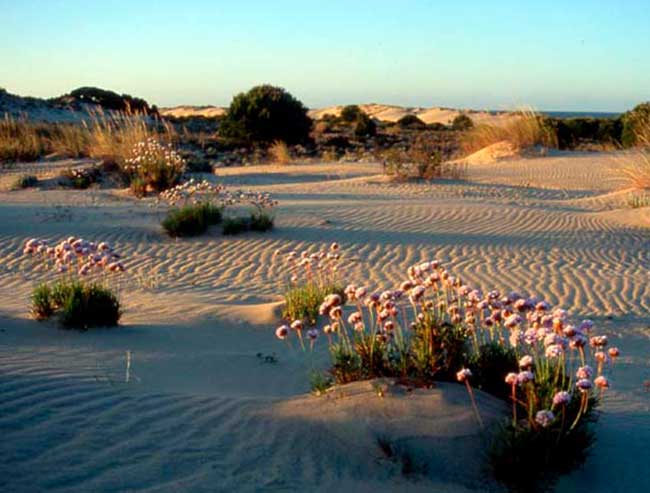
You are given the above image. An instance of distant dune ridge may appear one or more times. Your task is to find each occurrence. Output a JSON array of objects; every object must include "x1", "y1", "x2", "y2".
[{"x1": 160, "y1": 102, "x2": 515, "y2": 126}]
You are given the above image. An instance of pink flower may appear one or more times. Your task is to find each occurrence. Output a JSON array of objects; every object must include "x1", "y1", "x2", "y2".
[
  {"x1": 517, "y1": 371, "x2": 534, "y2": 385},
  {"x1": 535, "y1": 410, "x2": 555, "y2": 427},
  {"x1": 594, "y1": 375, "x2": 609, "y2": 389},
  {"x1": 576, "y1": 379, "x2": 592, "y2": 392},
  {"x1": 505, "y1": 372, "x2": 518, "y2": 385},
  {"x1": 290, "y1": 320, "x2": 303, "y2": 331},
  {"x1": 608, "y1": 347, "x2": 620, "y2": 358},
  {"x1": 275, "y1": 325, "x2": 289, "y2": 339},
  {"x1": 518, "y1": 355, "x2": 533, "y2": 368},
  {"x1": 552, "y1": 391, "x2": 570, "y2": 407},
  {"x1": 307, "y1": 329, "x2": 318, "y2": 340},
  {"x1": 576, "y1": 365, "x2": 593, "y2": 379},
  {"x1": 347, "y1": 312, "x2": 362, "y2": 324},
  {"x1": 456, "y1": 368, "x2": 472, "y2": 382}
]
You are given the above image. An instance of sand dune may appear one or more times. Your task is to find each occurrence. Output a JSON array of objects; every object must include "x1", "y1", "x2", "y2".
[
  {"x1": 159, "y1": 103, "x2": 516, "y2": 126},
  {"x1": 1, "y1": 152, "x2": 649, "y2": 492}
]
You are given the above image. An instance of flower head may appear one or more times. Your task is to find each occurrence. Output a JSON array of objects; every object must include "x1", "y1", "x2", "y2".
[
  {"x1": 535, "y1": 410, "x2": 555, "y2": 428},
  {"x1": 275, "y1": 325, "x2": 289, "y2": 340},
  {"x1": 456, "y1": 368, "x2": 472, "y2": 382},
  {"x1": 552, "y1": 391, "x2": 570, "y2": 407}
]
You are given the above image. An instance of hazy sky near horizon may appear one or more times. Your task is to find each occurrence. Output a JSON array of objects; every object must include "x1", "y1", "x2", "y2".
[{"x1": 1, "y1": 0, "x2": 648, "y2": 111}]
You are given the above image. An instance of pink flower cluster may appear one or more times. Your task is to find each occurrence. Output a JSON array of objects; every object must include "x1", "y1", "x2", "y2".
[
  {"x1": 23, "y1": 237, "x2": 125, "y2": 276},
  {"x1": 123, "y1": 138, "x2": 186, "y2": 175}
]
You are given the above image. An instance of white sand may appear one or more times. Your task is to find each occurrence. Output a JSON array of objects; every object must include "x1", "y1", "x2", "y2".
[{"x1": 1, "y1": 153, "x2": 649, "y2": 492}]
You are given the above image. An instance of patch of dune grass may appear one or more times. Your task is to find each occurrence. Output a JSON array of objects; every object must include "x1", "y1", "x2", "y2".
[{"x1": 461, "y1": 109, "x2": 557, "y2": 155}]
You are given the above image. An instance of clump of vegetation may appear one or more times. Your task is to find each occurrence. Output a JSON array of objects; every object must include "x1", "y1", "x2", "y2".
[
  {"x1": 158, "y1": 178, "x2": 277, "y2": 237},
  {"x1": 619, "y1": 119, "x2": 650, "y2": 189},
  {"x1": 451, "y1": 113, "x2": 474, "y2": 131},
  {"x1": 162, "y1": 202, "x2": 223, "y2": 237},
  {"x1": 11, "y1": 174, "x2": 38, "y2": 190},
  {"x1": 461, "y1": 109, "x2": 557, "y2": 154},
  {"x1": 621, "y1": 102, "x2": 650, "y2": 147},
  {"x1": 219, "y1": 85, "x2": 312, "y2": 145},
  {"x1": 397, "y1": 114, "x2": 426, "y2": 130},
  {"x1": 550, "y1": 117, "x2": 622, "y2": 150},
  {"x1": 354, "y1": 113, "x2": 377, "y2": 138},
  {"x1": 23, "y1": 237, "x2": 125, "y2": 329},
  {"x1": 339, "y1": 105, "x2": 363, "y2": 123},
  {"x1": 268, "y1": 140, "x2": 291, "y2": 164},
  {"x1": 60, "y1": 166, "x2": 101, "y2": 189},
  {"x1": 122, "y1": 138, "x2": 185, "y2": 194},
  {"x1": 275, "y1": 255, "x2": 617, "y2": 490},
  {"x1": 0, "y1": 115, "x2": 48, "y2": 163},
  {"x1": 279, "y1": 243, "x2": 345, "y2": 325},
  {"x1": 221, "y1": 216, "x2": 250, "y2": 235},
  {"x1": 380, "y1": 134, "x2": 463, "y2": 180}
]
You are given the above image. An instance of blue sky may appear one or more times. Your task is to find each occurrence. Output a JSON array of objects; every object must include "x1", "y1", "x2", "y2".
[{"x1": 1, "y1": 0, "x2": 648, "y2": 111}]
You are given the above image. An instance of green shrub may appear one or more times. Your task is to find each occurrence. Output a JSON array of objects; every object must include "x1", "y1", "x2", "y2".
[
  {"x1": 621, "y1": 102, "x2": 650, "y2": 147},
  {"x1": 550, "y1": 117, "x2": 622, "y2": 149},
  {"x1": 222, "y1": 216, "x2": 250, "y2": 235},
  {"x1": 219, "y1": 85, "x2": 312, "y2": 144},
  {"x1": 397, "y1": 114, "x2": 426, "y2": 129},
  {"x1": 354, "y1": 113, "x2": 377, "y2": 137},
  {"x1": 60, "y1": 167, "x2": 100, "y2": 189},
  {"x1": 467, "y1": 342, "x2": 517, "y2": 401},
  {"x1": 490, "y1": 399, "x2": 598, "y2": 492},
  {"x1": 340, "y1": 105, "x2": 363, "y2": 123},
  {"x1": 11, "y1": 174, "x2": 38, "y2": 190},
  {"x1": 162, "y1": 202, "x2": 223, "y2": 237},
  {"x1": 451, "y1": 113, "x2": 474, "y2": 131},
  {"x1": 249, "y1": 210, "x2": 274, "y2": 232},
  {"x1": 31, "y1": 280, "x2": 121, "y2": 329}
]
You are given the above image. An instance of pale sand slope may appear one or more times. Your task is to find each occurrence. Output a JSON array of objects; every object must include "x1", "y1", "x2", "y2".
[{"x1": 1, "y1": 153, "x2": 650, "y2": 492}]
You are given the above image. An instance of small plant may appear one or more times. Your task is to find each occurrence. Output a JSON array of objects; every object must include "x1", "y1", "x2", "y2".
[
  {"x1": 381, "y1": 134, "x2": 463, "y2": 181},
  {"x1": 122, "y1": 138, "x2": 185, "y2": 194},
  {"x1": 161, "y1": 202, "x2": 223, "y2": 237},
  {"x1": 619, "y1": 119, "x2": 650, "y2": 189},
  {"x1": 397, "y1": 114, "x2": 426, "y2": 129},
  {"x1": 354, "y1": 113, "x2": 376, "y2": 138},
  {"x1": 222, "y1": 216, "x2": 250, "y2": 235},
  {"x1": 23, "y1": 237, "x2": 125, "y2": 329},
  {"x1": 11, "y1": 174, "x2": 38, "y2": 190},
  {"x1": 461, "y1": 109, "x2": 557, "y2": 154},
  {"x1": 268, "y1": 140, "x2": 291, "y2": 164},
  {"x1": 309, "y1": 370, "x2": 334, "y2": 396},
  {"x1": 627, "y1": 193, "x2": 650, "y2": 208},
  {"x1": 451, "y1": 113, "x2": 474, "y2": 131},
  {"x1": 60, "y1": 167, "x2": 100, "y2": 189},
  {"x1": 340, "y1": 105, "x2": 363, "y2": 123},
  {"x1": 249, "y1": 209, "x2": 274, "y2": 232},
  {"x1": 280, "y1": 243, "x2": 345, "y2": 325}
]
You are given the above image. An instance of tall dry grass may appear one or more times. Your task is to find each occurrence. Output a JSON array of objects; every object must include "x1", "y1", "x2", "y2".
[
  {"x1": 0, "y1": 114, "x2": 48, "y2": 162},
  {"x1": 268, "y1": 140, "x2": 291, "y2": 164},
  {"x1": 0, "y1": 111, "x2": 174, "y2": 165},
  {"x1": 460, "y1": 109, "x2": 558, "y2": 155},
  {"x1": 620, "y1": 121, "x2": 650, "y2": 189},
  {"x1": 85, "y1": 109, "x2": 175, "y2": 165}
]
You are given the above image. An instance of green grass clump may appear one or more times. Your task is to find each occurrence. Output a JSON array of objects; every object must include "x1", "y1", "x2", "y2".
[
  {"x1": 11, "y1": 174, "x2": 38, "y2": 190},
  {"x1": 467, "y1": 342, "x2": 517, "y2": 401},
  {"x1": 161, "y1": 202, "x2": 222, "y2": 237},
  {"x1": 221, "y1": 216, "x2": 250, "y2": 235},
  {"x1": 490, "y1": 398, "x2": 598, "y2": 492},
  {"x1": 249, "y1": 211, "x2": 274, "y2": 232},
  {"x1": 31, "y1": 280, "x2": 121, "y2": 329},
  {"x1": 282, "y1": 282, "x2": 344, "y2": 325}
]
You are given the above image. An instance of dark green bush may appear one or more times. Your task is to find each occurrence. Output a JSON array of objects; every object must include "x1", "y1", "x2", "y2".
[
  {"x1": 490, "y1": 399, "x2": 598, "y2": 492},
  {"x1": 31, "y1": 280, "x2": 121, "y2": 329},
  {"x1": 354, "y1": 113, "x2": 377, "y2": 137},
  {"x1": 219, "y1": 85, "x2": 312, "y2": 145},
  {"x1": 11, "y1": 174, "x2": 38, "y2": 190},
  {"x1": 222, "y1": 216, "x2": 250, "y2": 235},
  {"x1": 621, "y1": 102, "x2": 650, "y2": 147},
  {"x1": 397, "y1": 114, "x2": 426, "y2": 129},
  {"x1": 249, "y1": 211, "x2": 274, "y2": 232},
  {"x1": 340, "y1": 105, "x2": 363, "y2": 123},
  {"x1": 467, "y1": 342, "x2": 517, "y2": 401},
  {"x1": 426, "y1": 122, "x2": 449, "y2": 131},
  {"x1": 549, "y1": 117, "x2": 623, "y2": 149},
  {"x1": 451, "y1": 114, "x2": 474, "y2": 131},
  {"x1": 162, "y1": 202, "x2": 222, "y2": 237},
  {"x1": 185, "y1": 157, "x2": 213, "y2": 173}
]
